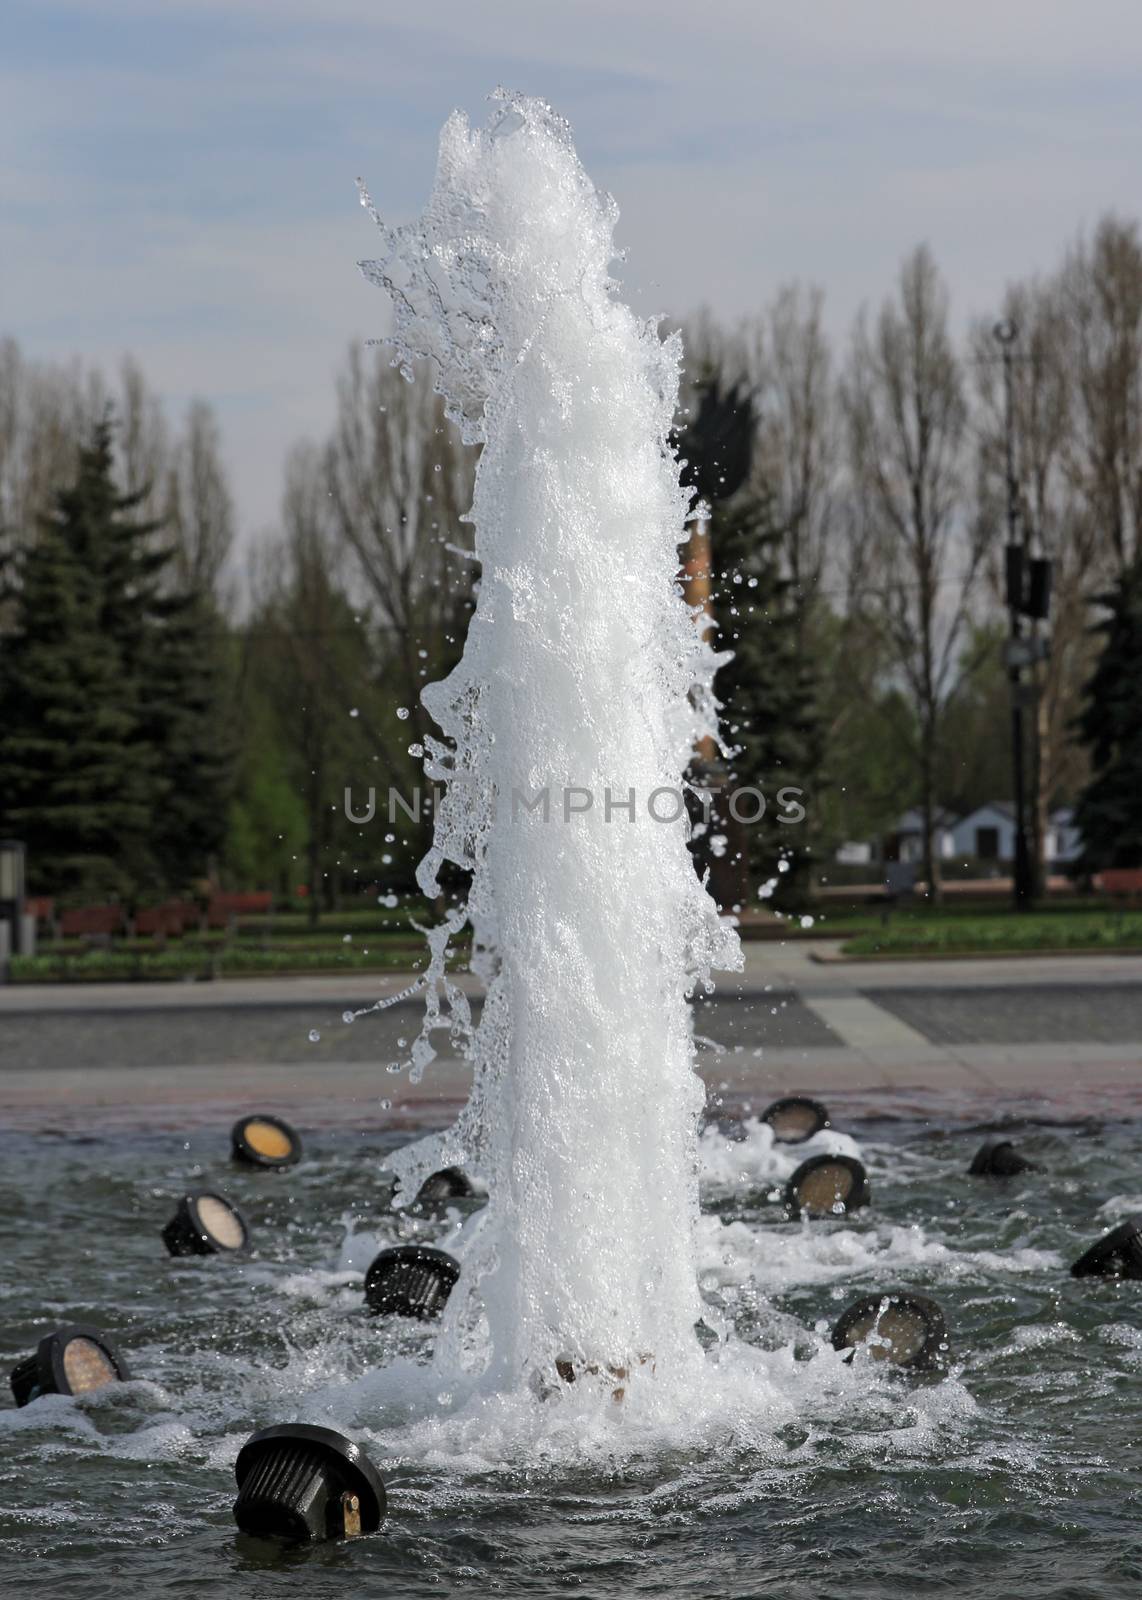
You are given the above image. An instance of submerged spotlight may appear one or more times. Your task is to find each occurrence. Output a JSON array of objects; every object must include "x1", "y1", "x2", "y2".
[
  {"x1": 364, "y1": 1245, "x2": 460, "y2": 1319},
  {"x1": 831, "y1": 1292, "x2": 948, "y2": 1371},
  {"x1": 761, "y1": 1096, "x2": 831, "y2": 1144},
  {"x1": 968, "y1": 1137, "x2": 1033, "y2": 1177},
  {"x1": 1071, "y1": 1215, "x2": 1142, "y2": 1280},
  {"x1": 232, "y1": 1114, "x2": 302, "y2": 1170},
  {"x1": 10, "y1": 1324, "x2": 130, "y2": 1407},
  {"x1": 233, "y1": 1423, "x2": 386, "y2": 1544},
  {"x1": 785, "y1": 1153, "x2": 869, "y2": 1217},
  {"x1": 162, "y1": 1189, "x2": 249, "y2": 1257},
  {"x1": 415, "y1": 1167, "x2": 477, "y2": 1203}
]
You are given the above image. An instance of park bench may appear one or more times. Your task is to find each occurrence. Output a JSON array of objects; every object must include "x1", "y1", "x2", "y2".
[
  {"x1": 59, "y1": 905, "x2": 125, "y2": 942},
  {"x1": 25, "y1": 897, "x2": 56, "y2": 935},
  {"x1": 1095, "y1": 868, "x2": 1142, "y2": 899},
  {"x1": 134, "y1": 902, "x2": 195, "y2": 938},
  {"x1": 206, "y1": 890, "x2": 274, "y2": 930}
]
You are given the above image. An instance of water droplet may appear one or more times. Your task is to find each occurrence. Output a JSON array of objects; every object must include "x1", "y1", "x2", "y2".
[
  {"x1": 396, "y1": 706, "x2": 410, "y2": 721},
  {"x1": 343, "y1": 1010, "x2": 356, "y2": 1024},
  {"x1": 308, "y1": 1029, "x2": 321, "y2": 1044},
  {"x1": 349, "y1": 707, "x2": 359, "y2": 718}
]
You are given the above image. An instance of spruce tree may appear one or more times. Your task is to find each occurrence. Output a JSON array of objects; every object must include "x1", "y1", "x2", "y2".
[
  {"x1": 141, "y1": 586, "x2": 234, "y2": 892},
  {"x1": 1074, "y1": 560, "x2": 1142, "y2": 870},
  {"x1": 710, "y1": 483, "x2": 822, "y2": 888},
  {"x1": 0, "y1": 423, "x2": 155, "y2": 896},
  {"x1": 0, "y1": 417, "x2": 235, "y2": 899},
  {"x1": 675, "y1": 371, "x2": 822, "y2": 901}
]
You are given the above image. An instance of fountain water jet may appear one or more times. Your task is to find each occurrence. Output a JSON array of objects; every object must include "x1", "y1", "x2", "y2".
[{"x1": 358, "y1": 90, "x2": 741, "y2": 1395}]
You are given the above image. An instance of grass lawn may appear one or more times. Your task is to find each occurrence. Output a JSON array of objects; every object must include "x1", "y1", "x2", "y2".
[
  {"x1": 840, "y1": 907, "x2": 1142, "y2": 957},
  {"x1": 10, "y1": 911, "x2": 470, "y2": 982}
]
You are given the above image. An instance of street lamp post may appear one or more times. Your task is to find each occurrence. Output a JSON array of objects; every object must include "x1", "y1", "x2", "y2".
[{"x1": 994, "y1": 319, "x2": 1034, "y2": 910}]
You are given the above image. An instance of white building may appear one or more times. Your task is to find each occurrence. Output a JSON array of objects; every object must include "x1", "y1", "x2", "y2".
[
  {"x1": 891, "y1": 807, "x2": 956, "y2": 864},
  {"x1": 948, "y1": 801, "x2": 1083, "y2": 864}
]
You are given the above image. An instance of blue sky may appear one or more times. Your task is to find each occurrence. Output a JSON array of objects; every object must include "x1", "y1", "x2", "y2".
[{"x1": 5, "y1": 0, "x2": 1142, "y2": 536}]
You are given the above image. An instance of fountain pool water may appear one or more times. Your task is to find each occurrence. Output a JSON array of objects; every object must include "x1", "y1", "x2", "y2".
[
  {"x1": 6, "y1": 1099, "x2": 1142, "y2": 1597},
  {"x1": 6, "y1": 89, "x2": 1142, "y2": 1600}
]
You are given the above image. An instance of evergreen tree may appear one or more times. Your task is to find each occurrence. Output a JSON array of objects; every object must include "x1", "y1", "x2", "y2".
[
  {"x1": 0, "y1": 421, "x2": 156, "y2": 896},
  {"x1": 1074, "y1": 560, "x2": 1142, "y2": 870},
  {"x1": 675, "y1": 371, "x2": 822, "y2": 900},
  {"x1": 141, "y1": 586, "x2": 235, "y2": 893},
  {"x1": 710, "y1": 484, "x2": 822, "y2": 888},
  {"x1": 0, "y1": 417, "x2": 235, "y2": 899}
]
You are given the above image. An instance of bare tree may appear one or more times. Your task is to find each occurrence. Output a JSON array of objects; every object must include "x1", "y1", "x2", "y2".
[
  {"x1": 844, "y1": 245, "x2": 980, "y2": 900},
  {"x1": 252, "y1": 444, "x2": 385, "y2": 922},
  {"x1": 0, "y1": 339, "x2": 99, "y2": 560},
  {"x1": 1061, "y1": 215, "x2": 1142, "y2": 576},
  {"x1": 749, "y1": 284, "x2": 838, "y2": 625},
  {"x1": 971, "y1": 277, "x2": 1095, "y2": 884},
  {"x1": 116, "y1": 355, "x2": 170, "y2": 520},
  {"x1": 166, "y1": 400, "x2": 236, "y2": 604},
  {"x1": 323, "y1": 348, "x2": 477, "y2": 746}
]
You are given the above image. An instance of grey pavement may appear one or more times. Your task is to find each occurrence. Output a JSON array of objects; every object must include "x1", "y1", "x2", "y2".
[{"x1": 0, "y1": 940, "x2": 1139, "y2": 1125}]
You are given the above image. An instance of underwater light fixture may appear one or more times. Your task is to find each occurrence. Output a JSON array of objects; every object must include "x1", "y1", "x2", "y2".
[
  {"x1": 1071, "y1": 1215, "x2": 1142, "y2": 1280},
  {"x1": 10, "y1": 1325, "x2": 130, "y2": 1406},
  {"x1": 968, "y1": 1137, "x2": 1033, "y2": 1177},
  {"x1": 162, "y1": 1189, "x2": 249, "y2": 1257},
  {"x1": 232, "y1": 1113, "x2": 302, "y2": 1169},
  {"x1": 364, "y1": 1244, "x2": 460, "y2": 1318},
  {"x1": 785, "y1": 1153, "x2": 869, "y2": 1217},
  {"x1": 415, "y1": 1166, "x2": 477, "y2": 1203},
  {"x1": 761, "y1": 1095, "x2": 831, "y2": 1144},
  {"x1": 830, "y1": 1292, "x2": 948, "y2": 1371},
  {"x1": 233, "y1": 1423, "x2": 386, "y2": 1544}
]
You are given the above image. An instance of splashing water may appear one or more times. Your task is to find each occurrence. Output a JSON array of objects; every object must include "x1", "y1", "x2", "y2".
[{"x1": 358, "y1": 90, "x2": 741, "y2": 1396}]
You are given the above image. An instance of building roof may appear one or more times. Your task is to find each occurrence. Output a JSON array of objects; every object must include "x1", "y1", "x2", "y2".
[
  {"x1": 896, "y1": 806, "x2": 958, "y2": 832},
  {"x1": 952, "y1": 800, "x2": 1016, "y2": 827}
]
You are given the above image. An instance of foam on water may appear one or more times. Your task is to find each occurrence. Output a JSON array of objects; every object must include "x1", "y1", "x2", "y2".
[{"x1": 358, "y1": 89, "x2": 741, "y2": 1399}]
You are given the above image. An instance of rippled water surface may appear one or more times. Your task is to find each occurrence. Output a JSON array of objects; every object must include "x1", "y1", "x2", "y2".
[{"x1": 4, "y1": 1103, "x2": 1142, "y2": 1598}]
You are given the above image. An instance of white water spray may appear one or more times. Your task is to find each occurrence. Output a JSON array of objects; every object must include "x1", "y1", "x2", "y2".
[{"x1": 359, "y1": 90, "x2": 741, "y2": 1394}]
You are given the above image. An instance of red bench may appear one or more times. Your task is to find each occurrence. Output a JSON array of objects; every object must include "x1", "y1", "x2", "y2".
[
  {"x1": 59, "y1": 905, "x2": 126, "y2": 940},
  {"x1": 25, "y1": 897, "x2": 55, "y2": 925},
  {"x1": 1096, "y1": 869, "x2": 1142, "y2": 898},
  {"x1": 207, "y1": 891, "x2": 274, "y2": 929},
  {"x1": 134, "y1": 902, "x2": 195, "y2": 938}
]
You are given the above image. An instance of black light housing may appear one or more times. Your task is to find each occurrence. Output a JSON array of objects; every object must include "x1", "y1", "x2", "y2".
[
  {"x1": 831, "y1": 1292, "x2": 948, "y2": 1371},
  {"x1": 1071, "y1": 1215, "x2": 1142, "y2": 1280},
  {"x1": 969, "y1": 1137, "x2": 1033, "y2": 1177},
  {"x1": 415, "y1": 1167, "x2": 477, "y2": 1204},
  {"x1": 785, "y1": 1153, "x2": 870, "y2": 1217},
  {"x1": 761, "y1": 1096, "x2": 831, "y2": 1144},
  {"x1": 364, "y1": 1245, "x2": 460, "y2": 1319},
  {"x1": 233, "y1": 1423, "x2": 386, "y2": 1544},
  {"x1": 10, "y1": 1324, "x2": 130, "y2": 1407},
  {"x1": 162, "y1": 1189, "x2": 249, "y2": 1257},
  {"x1": 232, "y1": 1114, "x2": 302, "y2": 1170},
  {"x1": 1025, "y1": 557, "x2": 1052, "y2": 621}
]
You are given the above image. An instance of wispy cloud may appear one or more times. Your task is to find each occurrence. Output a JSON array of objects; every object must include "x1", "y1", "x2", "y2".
[{"x1": 6, "y1": 0, "x2": 1142, "y2": 535}]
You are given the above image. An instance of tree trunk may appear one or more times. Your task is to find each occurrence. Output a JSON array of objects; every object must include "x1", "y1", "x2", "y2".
[
  {"x1": 1031, "y1": 662, "x2": 1050, "y2": 898},
  {"x1": 921, "y1": 719, "x2": 944, "y2": 905}
]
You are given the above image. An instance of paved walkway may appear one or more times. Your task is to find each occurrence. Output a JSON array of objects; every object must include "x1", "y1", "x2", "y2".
[{"x1": 0, "y1": 942, "x2": 1139, "y2": 1124}]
